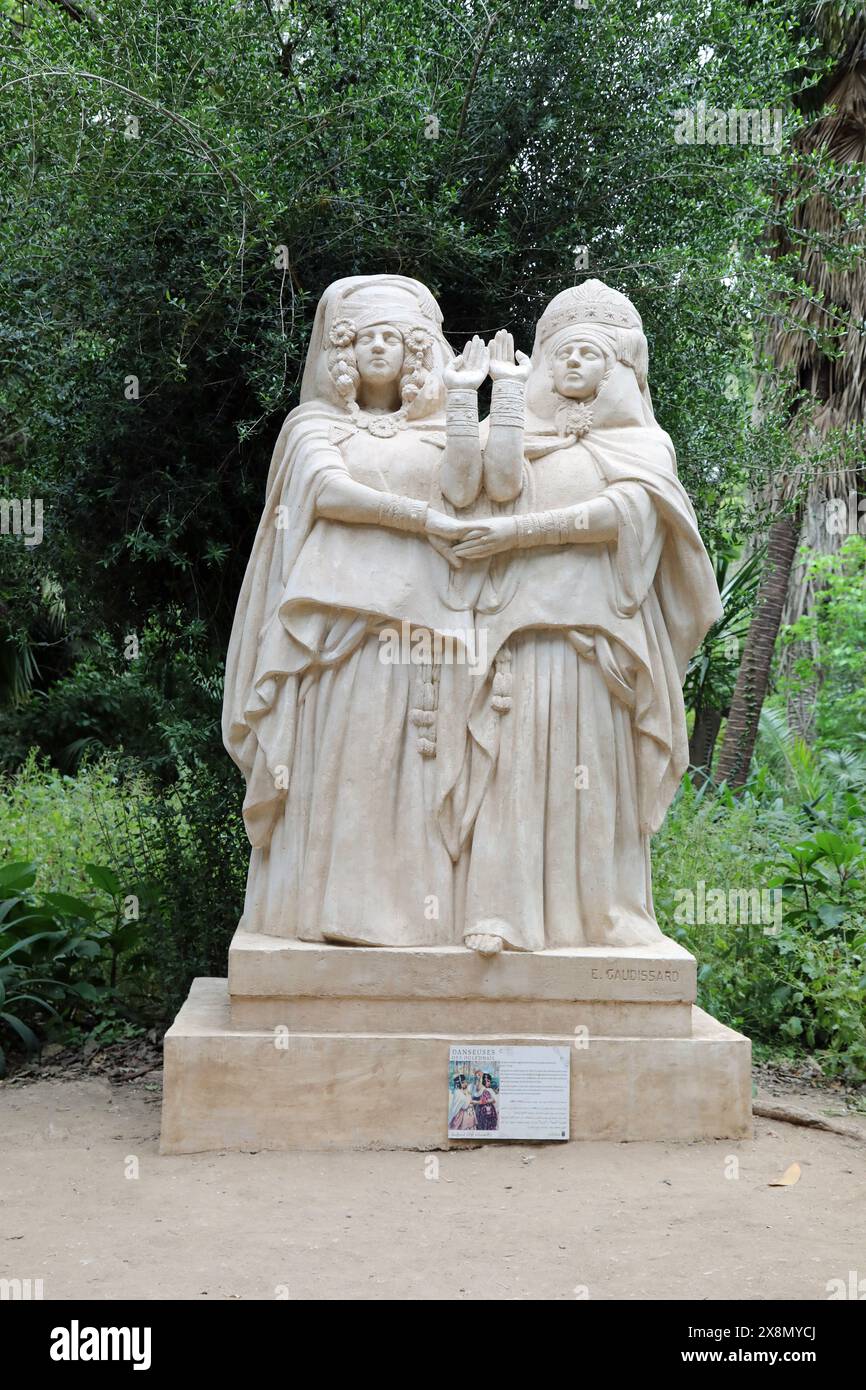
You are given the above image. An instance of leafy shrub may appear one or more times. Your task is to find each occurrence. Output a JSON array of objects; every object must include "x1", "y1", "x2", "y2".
[
  {"x1": 104, "y1": 758, "x2": 248, "y2": 1023},
  {"x1": 0, "y1": 609, "x2": 225, "y2": 777},
  {"x1": 0, "y1": 750, "x2": 157, "y2": 898},
  {"x1": 781, "y1": 535, "x2": 866, "y2": 748},
  {"x1": 654, "y1": 774, "x2": 866, "y2": 1078},
  {"x1": 0, "y1": 859, "x2": 149, "y2": 1074},
  {"x1": 0, "y1": 749, "x2": 249, "y2": 1040}
]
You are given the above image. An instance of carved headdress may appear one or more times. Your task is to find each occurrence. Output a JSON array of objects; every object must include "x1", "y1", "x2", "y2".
[
  {"x1": 299, "y1": 274, "x2": 454, "y2": 430},
  {"x1": 526, "y1": 279, "x2": 654, "y2": 426},
  {"x1": 538, "y1": 279, "x2": 643, "y2": 336}
]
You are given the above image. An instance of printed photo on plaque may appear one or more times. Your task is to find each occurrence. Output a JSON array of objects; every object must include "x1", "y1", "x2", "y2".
[{"x1": 448, "y1": 1045, "x2": 570, "y2": 1141}]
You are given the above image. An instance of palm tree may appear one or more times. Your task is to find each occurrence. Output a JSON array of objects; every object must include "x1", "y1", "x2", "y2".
[
  {"x1": 717, "y1": 1, "x2": 866, "y2": 786},
  {"x1": 686, "y1": 545, "x2": 764, "y2": 779}
]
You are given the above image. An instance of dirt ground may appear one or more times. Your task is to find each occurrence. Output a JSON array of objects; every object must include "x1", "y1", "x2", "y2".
[{"x1": 2, "y1": 1049, "x2": 864, "y2": 1302}]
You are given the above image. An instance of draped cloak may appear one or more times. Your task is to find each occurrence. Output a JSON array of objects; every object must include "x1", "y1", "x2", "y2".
[
  {"x1": 221, "y1": 274, "x2": 477, "y2": 943},
  {"x1": 436, "y1": 418, "x2": 723, "y2": 946},
  {"x1": 221, "y1": 274, "x2": 722, "y2": 948},
  {"x1": 222, "y1": 403, "x2": 475, "y2": 853}
]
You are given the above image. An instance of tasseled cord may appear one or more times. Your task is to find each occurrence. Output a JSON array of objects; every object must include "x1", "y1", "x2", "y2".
[
  {"x1": 410, "y1": 638, "x2": 512, "y2": 757},
  {"x1": 410, "y1": 648, "x2": 441, "y2": 757},
  {"x1": 491, "y1": 643, "x2": 512, "y2": 714}
]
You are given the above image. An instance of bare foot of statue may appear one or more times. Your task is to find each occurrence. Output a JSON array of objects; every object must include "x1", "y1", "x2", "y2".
[{"x1": 464, "y1": 931, "x2": 505, "y2": 955}]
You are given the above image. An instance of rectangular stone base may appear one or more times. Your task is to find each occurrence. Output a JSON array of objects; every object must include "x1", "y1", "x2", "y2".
[
  {"x1": 227, "y1": 930, "x2": 696, "y2": 1036},
  {"x1": 228, "y1": 930, "x2": 698, "y2": 1000},
  {"x1": 160, "y1": 977, "x2": 752, "y2": 1153}
]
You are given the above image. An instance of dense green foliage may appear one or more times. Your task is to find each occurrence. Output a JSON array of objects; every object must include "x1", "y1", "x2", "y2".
[
  {"x1": 781, "y1": 536, "x2": 866, "y2": 750},
  {"x1": 655, "y1": 752, "x2": 866, "y2": 1077},
  {"x1": 0, "y1": 754, "x2": 248, "y2": 1066},
  {"x1": 1, "y1": 0, "x2": 816, "y2": 687},
  {"x1": 0, "y1": 855, "x2": 150, "y2": 1074}
]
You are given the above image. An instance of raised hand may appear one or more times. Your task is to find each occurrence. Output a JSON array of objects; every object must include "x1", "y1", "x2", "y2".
[
  {"x1": 442, "y1": 335, "x2": 490, "y2": 391},
  {"x1": 487, "y1": 329, "x2": 531, "y2": 383}
]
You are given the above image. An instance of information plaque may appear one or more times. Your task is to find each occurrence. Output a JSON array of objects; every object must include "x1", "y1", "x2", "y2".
[{"x1": 447, "y1": 1044, "x2": 571, "y2": 1141}]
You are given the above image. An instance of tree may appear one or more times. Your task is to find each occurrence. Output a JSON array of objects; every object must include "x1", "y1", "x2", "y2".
[
  {"x1": 718, "y1": 0, "x2": 866, "y2": 785},
  {"x1": 0, "y1": 0, "x2": 825, "y2": 767}
]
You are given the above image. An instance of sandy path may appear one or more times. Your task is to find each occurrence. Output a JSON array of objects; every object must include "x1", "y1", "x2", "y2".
[{"x1": 1, "y1": 1076, "x2": 863, "y2": 1301}]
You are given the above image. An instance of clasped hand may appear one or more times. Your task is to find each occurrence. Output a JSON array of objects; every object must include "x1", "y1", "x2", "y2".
[{"x1": 426, "y1": 510, "x2": 518, "y2": 566}]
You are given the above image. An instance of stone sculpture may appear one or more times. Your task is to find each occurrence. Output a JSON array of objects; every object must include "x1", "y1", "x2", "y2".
[
  {"x1": 162, "y1": 276, "x2": 750, "y2": 1153},
  {"x1": 223, "y1": 273, "x2": 722, "y2": 954}
]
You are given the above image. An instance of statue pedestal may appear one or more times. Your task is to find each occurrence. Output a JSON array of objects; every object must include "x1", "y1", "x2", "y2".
[{"x1": 160, "y1": 930, "x2": 751, "y2": 1152}]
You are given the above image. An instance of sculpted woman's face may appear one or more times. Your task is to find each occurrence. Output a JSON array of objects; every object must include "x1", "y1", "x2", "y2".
[
  {"x1": 354, "y1": 322, "x2": 405, "y2": 387},
  {"x1": 550, "y1": 336, "x2": 609, "y2": 401}
]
